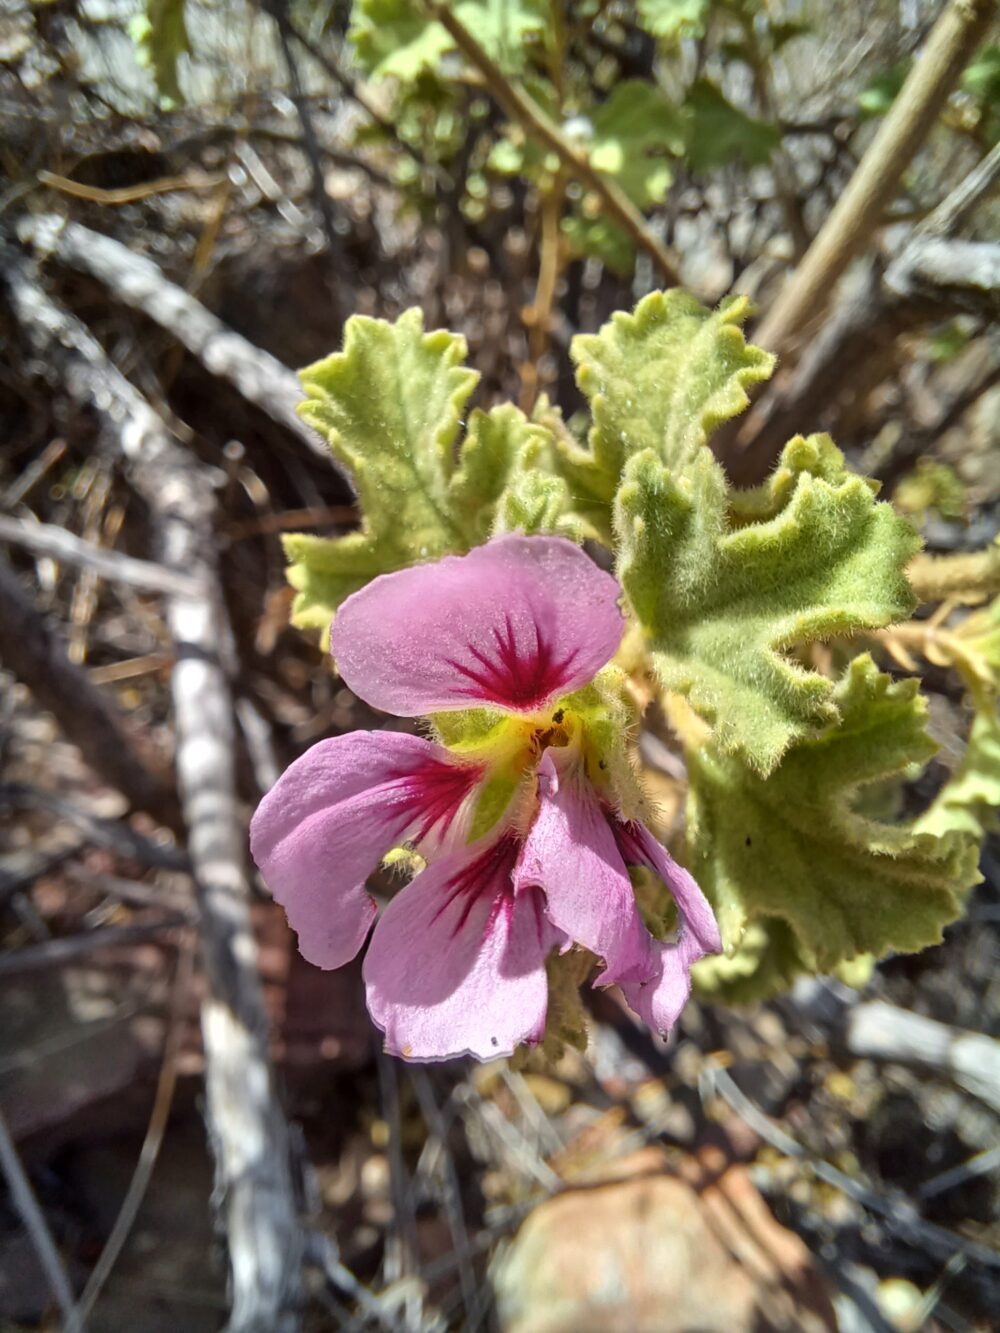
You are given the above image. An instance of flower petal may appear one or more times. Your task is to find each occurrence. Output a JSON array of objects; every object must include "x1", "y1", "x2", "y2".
[
  {"x1": 618, "y1": 931, "x2": 705, "y2": 1040},
  {"x1": 613, "y1": 820, "x2": 722, "y2": 1038},
  {"x1": 331, "y1": 535, "x2": 624, "y2": 716},
  {"x1": 363, "y1": 835, "x2": 556, "y2": 1061},
  {"x1": 514, "y1": 748, "x2": 655, "y2": 986},
  {"x1": 250, "y1": 731, "x2": 482, "y2": 970}
]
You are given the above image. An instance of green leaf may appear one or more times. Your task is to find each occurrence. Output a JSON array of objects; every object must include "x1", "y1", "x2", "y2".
[
  {"x1": 917, "y1": 596, "x2": 1000, "y2": 838},
  {"x1": 561, "y1": 83, "x2": 684, "y2": 270},
  {"x1": 285, "y1": 312, "x2": 565, "y2": 635},
  {"x1": 555, "y1": 290, "x2": 773, "y2": 539},
  {"x1": 129, "y1": 0, "x2": 189, "y2": 106},
  {"x1": 351, "y1": 0, "x2": 547, "y2": 80},
  {"x1": 587, "y1": 81, "x2": 685, "y2": 208},
  {"x1": 693, "y1": 919, "x2": 809, "y2": 1003},
  {"x1": 448, "y1": 404, "x2": 551, "y2": 542},
  {"x1": 636, "y1": 0, "x2": 710, "y2": 42},
  {"x1": 687, "y1": 656, "x2": 980, "y2": 983},
  {"x1": 857, "y1": 59, "x2": 911, "y2": 118},
  {"x1": 561, "y1": 213, "x2": 638, "y2": 275},
  {"x1": 684, "y1": 79, "x2": 780, "y2": 171},
  {"x1": 616, "y1": 437, "x2": 921, "y2": 774},
  {"x1": 961, "y1": 43, "x2": 1000, "y2": 105}
]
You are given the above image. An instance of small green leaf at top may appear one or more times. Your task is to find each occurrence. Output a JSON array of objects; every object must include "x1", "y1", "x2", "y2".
[
  {"x1": 616, "y1": 439, "x2": 921, "y2": 775},
  {"x1": 857, "y1": 59, "x2": 911, "y2": 118},
  {"x1": 587, "y1": 81, "x2": 685, "y2": 208},
  {"x1": 687, "y1": 656, "x2": 980, "y2": 983},
  {"x1": 917, "y1": 703, "x2": 1000, "y2": 840},
  {"x1": 351, "y1": 0, "x2": 547, "y2": 81},
  {"x1": 129, "y1": 0, "x2": 189, "y2": 106},
  {"x1": 636, "y1": 0, "x2": 710, "y2": 42}
]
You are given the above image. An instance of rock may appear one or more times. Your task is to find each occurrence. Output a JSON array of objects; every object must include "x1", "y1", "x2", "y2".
[{"x1": 493, "y1": 1149, "x2": 836, "y2": 1333}]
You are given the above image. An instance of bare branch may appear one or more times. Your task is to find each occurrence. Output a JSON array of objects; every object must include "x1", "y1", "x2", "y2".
[
  {"x1": 426, "y1": 1, "x2": 682, "y2": 286},
  {"x1": 2, "y1": 244, "x2": 306, "y2": 1333},
  {"x1": 0, "y1": 1106, "x2": 83, "y2": 1333},
  {"x1": 885, "y1": 237, "x2": 1000, "y2": 316},
  {"x1": 756, "y1": 0, "x2": 995, "y2": 353},
  {"x1": 0, "y1": 513, "x2": 200, "y2": 598},
  {"x1": 708, "y1": 1064, "x2": 1000, "y2": 1272},
  {"x1": 846, "y1": 1001, "x2": 1000, "y2": 1116},
  {"x1": 15, "y1": 215, "x2": 346, "y2": 478}
]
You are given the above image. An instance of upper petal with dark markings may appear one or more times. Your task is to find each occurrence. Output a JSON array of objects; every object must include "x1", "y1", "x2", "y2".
[{"x1": 330, "y1": 535, "x2": 624, "y2": 716}]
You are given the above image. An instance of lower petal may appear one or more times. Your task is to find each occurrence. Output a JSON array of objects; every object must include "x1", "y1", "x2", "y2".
[
  {"x1": 614, "y1": 819, "x2": 722, "y2": 1038},
  {"x1": 514, "y1": 748, "x2": 655, "y2": 986},
  {"x1": 250, "y1": 731, "x2": 481, "y2": 970},
  {"x1": 619, "y1": 930, "x2": 706, "y2": 1039},
  {"x1": 363, "y1": 836, "x2": 555, "y2": 1061}
]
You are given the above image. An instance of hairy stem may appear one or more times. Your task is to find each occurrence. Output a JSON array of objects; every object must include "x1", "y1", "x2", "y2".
[{"x1": 908, "y1": 541, "x2": 1000, "y2": 604}]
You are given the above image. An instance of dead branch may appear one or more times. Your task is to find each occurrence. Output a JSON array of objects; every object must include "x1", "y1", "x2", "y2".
[
  {"x1": 0, "y1": 513, "x2": 201, "y2": 598},
  {"x1": 15, "y1": 214, "x2": 346, "y2": 476},
  {"x1": 724, "y1": 142, "x2": 1000, "y2": 483},
  {"x1": 885, "y1": 237, "x2": 1000, "y2": 317},
  {"x1": 845, "y1": 1001, "x2": 1000, "y2": 1117},
  {"x1": 0, "y1": 1106, "x2": 83, "y2": 1333},
  {"x1": 2, "y1": 243, "x2": 306, "y2": 1333},
  {"x1": 0, "y1": 556, "x2": 177, "y2": 823},
  {"x1": 709, "y1": 1064, "x2": 1000, "y2": 1272},
  {"x1": 754, "y1": 0, "x2": 995, "y2": 352}
]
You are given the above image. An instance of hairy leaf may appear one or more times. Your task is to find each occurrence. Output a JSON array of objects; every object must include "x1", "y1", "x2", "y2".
[
  {"x1": 616, "y1": 436, "x2": 921, "y2": 773},
  {"x1": 448, "y1": 404, "x2": 551, "y2": 542},
  {"x1": 917, "y1": 596, "x2": 1000, "y2": 838},
  {"x1": 351, "y1": 0, "x2": 546, "y2": 80},
  {"x1": 918, "y1": 704, "x2": 1000, "y2": 839},
  {"x1": 687, "y1": 656, "x2": 980, "y2": 980},
  {"x1": 285, "y1": 312, "x2": 564, "y2": 634},
  {"x1": 556, "y1": 290, "x2": 773, "y2": 538}
]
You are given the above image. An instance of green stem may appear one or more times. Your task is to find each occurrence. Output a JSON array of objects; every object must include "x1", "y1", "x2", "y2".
[{"x1": 425, "y1": 0, "x2": 683, "y2": 285}]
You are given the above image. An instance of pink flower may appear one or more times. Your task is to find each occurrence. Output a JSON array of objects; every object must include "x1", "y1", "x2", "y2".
[{"x1": 251, "y1": 536, "x2": 721, "y2": 1061}]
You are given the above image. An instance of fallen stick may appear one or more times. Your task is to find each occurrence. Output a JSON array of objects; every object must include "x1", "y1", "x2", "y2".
[
  {"x1": 2, "y1": 243, "x2": 305, "y2": 1333},
  {"x1": 16, "y1": 214, "x2": 346, "y2": 478}
]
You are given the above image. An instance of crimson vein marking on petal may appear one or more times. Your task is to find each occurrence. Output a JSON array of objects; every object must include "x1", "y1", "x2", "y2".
[
  {"x1": 444, "y1": 611, "x2": 580, "y2": 710},
  {"x1": 389, "y1": 757, "x2": 483, "y2": 845},
  {"x1": 434, "y1": 835, "x2": 522, "y2": 939}
]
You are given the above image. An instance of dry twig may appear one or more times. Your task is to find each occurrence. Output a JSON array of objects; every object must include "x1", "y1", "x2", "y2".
[
  {"x1": 755, "y1": 0, "x2": 995, "y2": 352},
  {"x1": 0, "y1": 1105, "x2": 83, "y2": 1333},
  {"x1": 15, "y1": 214, "x2": 346, "y2": 477},
  {"x1": 426, "y1": 1, "x2": 682, "y2": 286},
  {"x1": 0, "y1": 513, "x2": 201, "y2": 598},
  {"x1": 0, "y1": 555, "x2": 176, "y2": 823}
]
